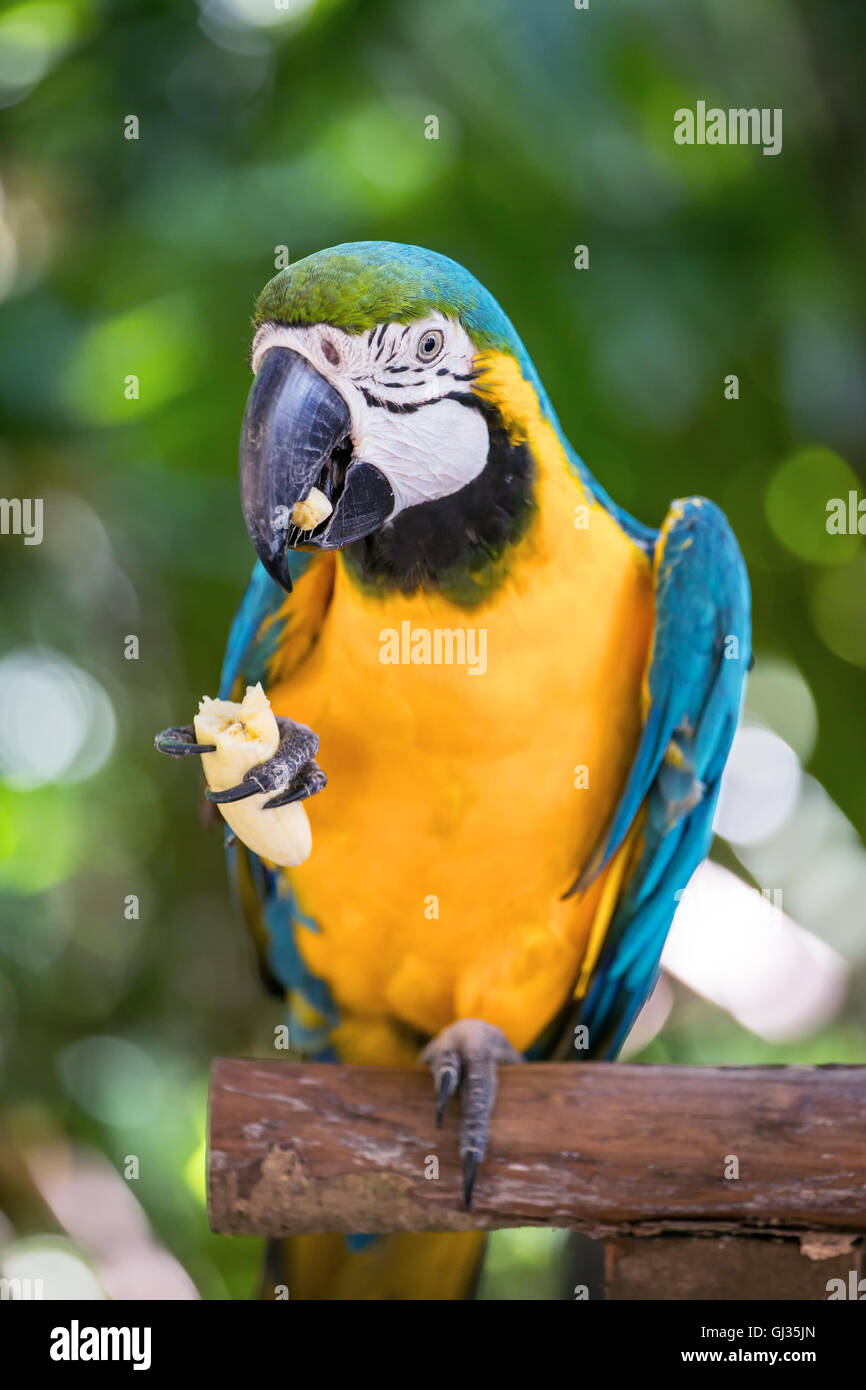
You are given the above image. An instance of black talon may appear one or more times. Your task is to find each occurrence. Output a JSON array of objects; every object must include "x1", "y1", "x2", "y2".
[
  {"x1": 435, "y1": 1063, "x2": 459, "y2": 1127},
  {"x1": 462, "y1": 1152, "x2": 480, "y2": 1211},
  {"x1": 155, "y1": 725, "x2": 216, "y2": 756},
  {"x1": 205, "y1": 781, "x2": 259, "y2": 804}
]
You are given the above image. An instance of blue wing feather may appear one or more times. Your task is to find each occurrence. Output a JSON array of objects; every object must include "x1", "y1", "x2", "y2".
[{"x1": 576, "y1": 497, "x2": 750, "y2": 1058}]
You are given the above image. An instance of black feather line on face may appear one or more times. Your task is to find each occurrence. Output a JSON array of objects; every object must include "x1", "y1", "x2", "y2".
[
  {"x1": 360, "y1": 387, "x2": 421, "y2": 414},
  {"x1": 373, "y1": 323, "x2": 388, "y2": 359},
  {"x1": 360, "y1": 386, "x2": 478, "y2": 413},
  {"x1": 342, "y1": 397, "x2": 536, "y2": 599}
]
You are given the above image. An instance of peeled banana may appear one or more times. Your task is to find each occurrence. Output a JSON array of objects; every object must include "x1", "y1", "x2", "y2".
[{"x1": 193, "y1": 683, "x2": 312, "y2": 867}]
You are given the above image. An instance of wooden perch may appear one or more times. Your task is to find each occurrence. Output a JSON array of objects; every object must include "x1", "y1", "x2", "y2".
[{"x1": 208, "y1": 1060, "x2": 866, "y2": 1239}]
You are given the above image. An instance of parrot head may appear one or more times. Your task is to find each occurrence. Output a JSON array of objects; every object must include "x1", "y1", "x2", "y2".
[{"x1": 240, "y1": 241, "x2": 549, "y2": 593}]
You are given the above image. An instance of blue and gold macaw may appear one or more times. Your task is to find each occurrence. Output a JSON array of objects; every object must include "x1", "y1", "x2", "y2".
[{"x1": 159, "y1": 242, "x2": 750, "y2": 1300}]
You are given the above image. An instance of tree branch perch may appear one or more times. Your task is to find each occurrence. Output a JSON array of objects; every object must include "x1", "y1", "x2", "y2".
[{"x1": 207, "y1": 1060, "x2": 866, "y2": 1240}]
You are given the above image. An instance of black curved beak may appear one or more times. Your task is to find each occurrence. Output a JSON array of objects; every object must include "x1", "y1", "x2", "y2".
[{"x1": 239, "y1": 347, "x2": 395, "y2": 589}]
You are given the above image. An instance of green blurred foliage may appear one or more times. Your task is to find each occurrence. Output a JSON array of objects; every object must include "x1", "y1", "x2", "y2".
[{"x1": 0, "y1": 0, "x2": 864, "y2": 1299}]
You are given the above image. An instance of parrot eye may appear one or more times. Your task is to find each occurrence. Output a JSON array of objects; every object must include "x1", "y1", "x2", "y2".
[{"x1": 416, "y1": 328, "x2": 444, "y2": 362}]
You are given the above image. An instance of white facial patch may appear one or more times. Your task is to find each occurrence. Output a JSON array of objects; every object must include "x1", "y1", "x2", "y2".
[{"x1": 250, "y1": 313, "x2": 490, "y2": 518}]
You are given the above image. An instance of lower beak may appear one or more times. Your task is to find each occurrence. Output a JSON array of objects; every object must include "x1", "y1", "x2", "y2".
[{"x1": 239, "y1": 347, "x2": 395, "y2": 589}]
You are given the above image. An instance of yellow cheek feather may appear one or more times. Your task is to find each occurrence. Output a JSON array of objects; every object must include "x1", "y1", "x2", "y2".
[{"x1": 264, "y1": 349, "x2": 654, "y2": 1061}]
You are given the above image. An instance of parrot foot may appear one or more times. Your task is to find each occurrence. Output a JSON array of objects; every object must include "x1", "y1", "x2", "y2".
[
  {"x1": 203, "y1": 716, "x2": 326, "y2": 809},
  {"x1": 154, "y1": 717, "x2": 327, "y2": 809},
  {"x1": 420, "y1": 1019, "x2": 523, "y2": 1211}
]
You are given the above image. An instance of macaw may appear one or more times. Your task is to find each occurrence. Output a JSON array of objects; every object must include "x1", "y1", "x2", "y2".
[{"x1": 157, "y1": 242, "x2": 750, "y2": 1300}]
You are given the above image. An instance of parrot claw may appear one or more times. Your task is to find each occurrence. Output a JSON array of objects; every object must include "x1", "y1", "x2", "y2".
[
  {"x1": 462, "y1": 1153, "x2": 480, "y2": 1211},
  {"x1": 205, "y1": 781, "x2": 259, "y2": 804},
  {"x1": 434, "y1": 1064, "x2": 459, "y2": 1127},
  {"x1": 205, "y1": 717, "x2": 327, "y2": 806},
  {"x1": 420, "y1": 1019, "x2": 522, "y2": 1211},
  {"x1": 154, "y1": 725, "x2": 216, "y2": 756}
]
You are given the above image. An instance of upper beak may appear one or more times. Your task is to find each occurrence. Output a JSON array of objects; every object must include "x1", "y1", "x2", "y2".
[{"x1": 239, "y1": 346, "x2": 395, "y2": 589}]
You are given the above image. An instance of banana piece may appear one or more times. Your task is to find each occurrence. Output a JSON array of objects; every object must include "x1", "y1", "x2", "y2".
[
  {"x1": 193, "y1": 683, "x2": 312, "y2": 867},
  {"x1": 291, "y1": 486, "x2": 333, "y2": 531}
]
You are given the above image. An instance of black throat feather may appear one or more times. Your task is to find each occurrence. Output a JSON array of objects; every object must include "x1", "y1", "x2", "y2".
[{"x1": 341, "y1": 399, "x2": 536, "y2": 606}]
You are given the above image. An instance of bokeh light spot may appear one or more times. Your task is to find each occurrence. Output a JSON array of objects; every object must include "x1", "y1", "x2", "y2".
[
  {"x1": 63, "y1": 295, "x2": 201, "y2": 425},
  {"x1": 765, "y1": 446, "x2": 861, "y2": 565},
  {"x1": 745, "y1": 655, "x2": 818, "y2": 762},
  {"x1": 0, "y1": 1237, "x2": 106, "y2": 1299},
  {"x1": 59, "y1": 1036, "x2": 161, "y2": 1128},
  {"x1": 715, "y1": 725, "x2": 801, "y2": 847},
  {"x1": 809, "y1": 553, "x2": 866, "y2": 667},
  {"x1": 0, "y1": 649, "x2": 116, "y2": 790},
  {"x1": 0, "y1": 3, "x2": 83, "y2": 108}
]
